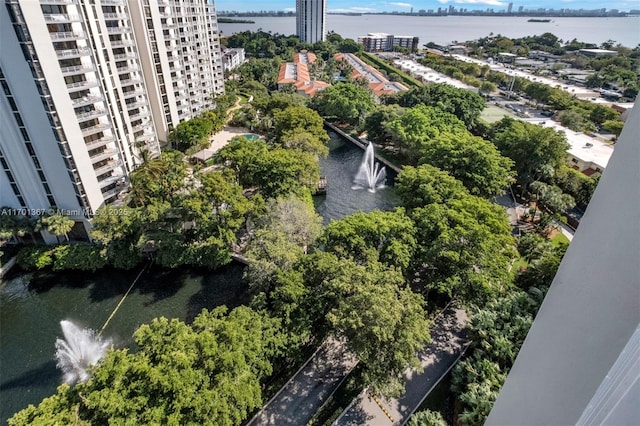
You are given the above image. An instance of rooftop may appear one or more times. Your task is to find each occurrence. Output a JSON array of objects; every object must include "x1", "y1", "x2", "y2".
[{"x1": 539, "y1": 121, "x2": 614, "y2": 170}]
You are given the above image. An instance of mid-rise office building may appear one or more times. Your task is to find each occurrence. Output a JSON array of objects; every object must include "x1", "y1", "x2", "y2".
[
  {"x1": 0, "y1": 0, "x2": 224, "y2": 242},
  {"x1": 296, "y1": 0, "x2": 325, "y2": 44}
]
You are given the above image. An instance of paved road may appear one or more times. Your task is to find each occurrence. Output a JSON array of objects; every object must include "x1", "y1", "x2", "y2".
[
  {"x1": 247, "y1": 336, "x2": 358, "y2": 426},
  {"x1": 334, "y1": 306, "x2": 469, "y2": 426}
]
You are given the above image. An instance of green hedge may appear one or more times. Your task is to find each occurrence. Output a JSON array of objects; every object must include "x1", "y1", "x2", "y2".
[
  {"x1": 17, "y1": 244, "x2": 107, "y2": 272},
  {"x1": 356, "y1": 52, "x2": 422, "y2": 88}
]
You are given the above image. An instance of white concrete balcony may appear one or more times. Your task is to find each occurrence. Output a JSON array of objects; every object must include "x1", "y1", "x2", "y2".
[
  {"x1": 125, "y1": 100, "x2": 148, "y2": 109},
  {"x1": 56, "y1": 47, "x2": 92, "y2": 58},
  {"x1": 110, "y1": 39, "x2": 134, "y2": 48},
  {"x1": 85, "y1": 135, "x2": 114, "y2": 151},
  {"x1": 44, "y1": 13, "x2": 81, "y2": 23},
  {"x1": 135, "y1": 133, "x2": 156, "y2": 142},
  {"x1": 101, "y1": 186, "x2": 124, "y2": 201},
  {"x1": 101, "y1": 0, "x2": 124, "y2": 4},
  {"x1": 81, "y1": 122, "x2": 111, "y2": 137},
  {"x1": 128, "y1": 110, "x2": 150, "y2": 121},
  {"x1": 72, "y1": 94, "x2": 104, "y2": 108},
  {"x1": 66, "y1": 80, "x2": 100, "y2": 92},
  {"x1": 122, "y1": 88, "x2": 144, "y2": 99},
  {"x1": 61, "y1": 64, "x2": 96, "y2": 76},
  {"x1": 98, "y1": 174, "x2": 126, "y2": 189},
  {"x1": 93, "y1": 160, "x2": 122, "y2": 176},
  {"x1": 106, "y1": 26, "x2": 131, "y2": 35},
  {"x1": 131, "y1": 122, "x2": 152, "y2": 133},
  {"x1": 40, "y1": 0, "x2": 73, "y2": 4},
  {"x1": 90, "y1": 148, "x2": 119, "y2": 164},
  {"x1": 116, "y1": 64, "x2": 139, "y2": 74},
  {"x1": 102, "y1": 13, "x2": 129, "y2": 20},
  {"x1": 112, "y1": 52, "x2": 136, "y2": 61},
  {"x1": 76, "y1": 108, "x2": 107, "y2": 122},
  {"x1": 50, "y1": 31, "x2": 86, "y2": 41},
  {"x1": 119, "y1": 77, "x2": 143, "y2": 87}
]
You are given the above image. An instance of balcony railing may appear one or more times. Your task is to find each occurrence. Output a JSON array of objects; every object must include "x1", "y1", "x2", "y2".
[
  {"x1": 119, "y1": 77, "x2": 142, "y2": 86},
  {"x1": 85, "y1": 135, "x2": 114, "y2": 151},
  {"x1": 98, "y1": 174, "x2": 125, "y2": 189},
  {"x1": 49, "y1": 31, "x2": 86, "y2": 41},
  {"x1": 40, "y1": 0, "x2": 73, "y2": 4},
  {"x1": 116, "y1": 64, "x2": 139, "y2": 74},
  {"x1": 101, "y1": 0, "x2": 124, "y2": 5},
  {"x1": 113, "y1": 52, "x2": 136, "y2": 61},
  {"x1": 44, "y1": 13, "x2": 81, "y2": 22},
  {"x1": 131, "y1": 122, "x2": 152, "y2": 133},
  {"x1": 76, "y1": 108, "x2": 107, "y2": 122},
  {"x1": 123, "y1": 88, "x2": 145, "y2": 99},
  {"x1": 56, "y1": 48, "x2": 91, "y2": 58},
  {"x1": 106, "y1": 26, "x2": 131, "y2": 35},
  {"x1": 72, "y1": 95, "x2": 104, "y2": 107},
  {"x1": 81, "y1": 122, "x2": 111, "y2": 136},
  {"x1": 102, "y1": 13, "x2": 128, "y2": 20},
  {"x1": 110, "y1": 39, "x2": 134, "y2": 48},
  {"x1": 125, "y1": 100, "x2": 148, "y2": 110},
  {"x1": 128, "y1": 110, "x2": 150, "y2": 121},
  {"x1": 93, "y1": 159, "x2": 122, "y2": 176},
  {"x1": 90, "y1": 148, "x2": 119, "y2": 164},
  {"x1": 66, "y1": 80, "x2": 100, "y2": 92},
  {"x1": 60, "y1": 64, "x2": 95, "y2": 76}
]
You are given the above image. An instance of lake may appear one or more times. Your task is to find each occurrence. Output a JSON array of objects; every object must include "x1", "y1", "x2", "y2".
[{"x1": 219, "y1": 15, "x2": 640, "y2": 48}]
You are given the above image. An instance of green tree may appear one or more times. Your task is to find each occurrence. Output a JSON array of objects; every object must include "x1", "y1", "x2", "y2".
[
  {"x1": 410, "y1": 195, "x2": 515, "y2": 301},
  {"x1": 386, "y1": 84, "x2": 485, "y2": 128},
  {"x1": 491, "y1": 117, "x2": 569, "y2": 192},
  {"x1": 418, "y1": 132, "x2": 514, "y2": 199},
  {"x1": 362, "y1": 104, "x2": 404, "y2": 146},
  {"x1": 40, "y1": 213, "x2": 74, "y2": 242},
  {"x1": 589, "y1": 105, "x2": 618, "y2": 127},
  {"x1": 385, "y1": 104, "x2": 467, "y2": 161},
  {"x1": 325, "y1": 260, "x2": 430, "y2": 396},
  {"x1": 396, "y1": 164, "x2": 469, "y2": 209},
  {"x1": 602, "y1": 119, "x2": 625, "y2": 136},
  {"x1": 557, "y1": 110, "x2": 587, "y2": 132},
  {"x1": 408, "y1": 409, "x2": 447, "y2": 426},
  {"x1": 321, "y1": 209, "x2": 417, "y2": 272},
  {"x1": 10, "y1": 306, "x2": 286, "y2": 426},
  {"x1": 311, "y1": 82, "x2": 375, "y2": 125},
  {"x1": 271, "y1": 105, "x2": 328, "y2": 145},
  {"x1": 168, "y1": 116, "x2": 214, "y2": 151}
]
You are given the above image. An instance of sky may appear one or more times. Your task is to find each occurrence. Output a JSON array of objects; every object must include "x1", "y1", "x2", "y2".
[{"x1": 215, "y1": 0, "x2": 640, "y2": 13}]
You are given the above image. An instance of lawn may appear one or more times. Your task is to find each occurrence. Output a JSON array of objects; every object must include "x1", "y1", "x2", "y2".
[
  {"x1": 480, "y1": 105, "x2": 518, "y2": 123},
  {"x1": 551, "y1": 232, "x2": 570, "y2": 248}
]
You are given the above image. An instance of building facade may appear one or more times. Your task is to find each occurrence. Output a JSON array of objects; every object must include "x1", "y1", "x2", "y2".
[
  {"x1": 221, "y1": 47, "x2": 245, "y2": 71},
  {"x1": 296, "y1": 0, "x2": 325, "y2": 44},
  {"x1": 0, "y1": 0, "x2": 224, "y2": 241},
  {"x1": 357, "y1": 33, "x2": 419, "y2": 52}
]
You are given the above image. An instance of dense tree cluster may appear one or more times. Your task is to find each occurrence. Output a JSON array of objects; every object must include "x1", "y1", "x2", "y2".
[{"x1": 9, "y1": 306, "x2": 286, "y2": 426}]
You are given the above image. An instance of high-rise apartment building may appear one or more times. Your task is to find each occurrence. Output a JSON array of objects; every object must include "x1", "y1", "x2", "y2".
[
  {"x1": 0, "y1": 0, "x2": 224, "y2": 241},
  {"x1": 296, "y1": 0, "x2": 326, "y2": 44}
]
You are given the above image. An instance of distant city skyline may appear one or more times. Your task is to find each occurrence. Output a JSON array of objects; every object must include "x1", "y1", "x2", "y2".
[{"x1": 216, "y1": 0, "x2": 640, "y2": 13}]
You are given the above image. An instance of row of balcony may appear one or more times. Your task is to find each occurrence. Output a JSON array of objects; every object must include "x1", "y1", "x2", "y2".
[
  {"x1": 106, "y1": 26, "x2": 132, "y2": 35},
  {"x1": 103, "y1": 13, "x2": 128, "y2": 20}
]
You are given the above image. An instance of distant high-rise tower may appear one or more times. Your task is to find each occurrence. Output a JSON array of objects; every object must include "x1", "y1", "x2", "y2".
[
  {"x1": 508, "y1": 3, "x2": 513, "y2": 13},
  {"x1": 0, "y1": 0, "x2": 224, "y2": 241},
  {"x1": 296, "y1": 0, "x2": 326, "y2": 44}
]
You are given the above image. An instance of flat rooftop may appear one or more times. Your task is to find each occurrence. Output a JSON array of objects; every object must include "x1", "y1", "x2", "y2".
[{"x1": 539, "y1": 121, "x2": 614, "y2": 169}]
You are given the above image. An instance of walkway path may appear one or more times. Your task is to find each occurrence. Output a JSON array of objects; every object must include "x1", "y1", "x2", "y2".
[
  {"x1": 334, "y1": 306, "x2": 469, "y2": 426},
  {"x1": 247, "y1": 336, "x2": 358, "y2": 426}
]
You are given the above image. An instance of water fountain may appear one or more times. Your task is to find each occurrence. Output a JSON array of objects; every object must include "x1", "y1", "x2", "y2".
[
  {"x1": 353, "y1": 143, "x2": 387, "y2": 192},
  {"x1": 55, "y1": 320, "x2": 111, "y2": 384}
]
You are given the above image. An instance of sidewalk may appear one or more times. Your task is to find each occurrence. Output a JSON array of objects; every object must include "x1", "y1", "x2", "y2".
[
  {"x1": 334, "y1": 306, "x2": 469, "y2": 426},
  {"x1": 247, "y1": 336, "x2": 358, "y2": 426}
]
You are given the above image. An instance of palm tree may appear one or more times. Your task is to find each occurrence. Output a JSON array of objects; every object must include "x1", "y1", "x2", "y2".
[{"x1": 41, "y1": 213, "x2": 74, "y2": 242}]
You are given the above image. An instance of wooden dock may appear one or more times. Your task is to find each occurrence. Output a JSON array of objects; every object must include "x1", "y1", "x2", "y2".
[{"x1": 324, "y1": 122, "x2": 401, "y2": 173}]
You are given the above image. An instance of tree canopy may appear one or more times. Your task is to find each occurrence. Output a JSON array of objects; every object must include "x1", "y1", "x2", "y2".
[
  {"x1": 9, "y1": 306, "x2": 286, "y2": 426},
  {"x1": 311, "y1": 82, "x2": 376, "y2": 125}
]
